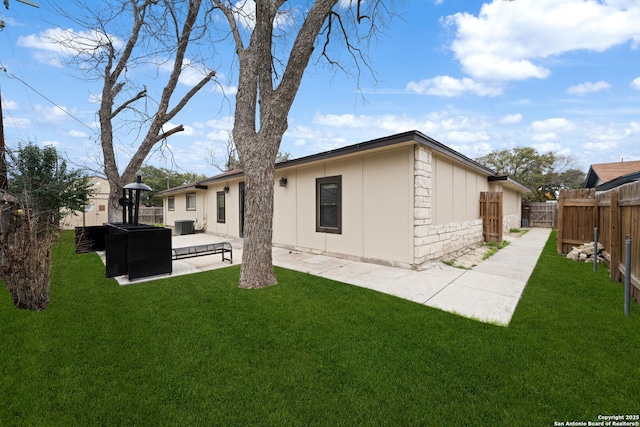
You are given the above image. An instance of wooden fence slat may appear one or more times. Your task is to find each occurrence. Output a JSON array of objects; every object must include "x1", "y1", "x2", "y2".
[
  {"x1": 610, "y1": 190, "x2": 620, "y2": 282},
  {"x1": 558, "y1": 182, "x2": 640, "y2": 305},
  {"x1": 480, "y1": 191, "x2": 503, "y2": 243}
]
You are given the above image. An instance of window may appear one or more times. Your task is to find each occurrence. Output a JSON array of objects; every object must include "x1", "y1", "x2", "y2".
[
  {"x1": 217, "y1": 191, "x2": 226, "y2": 223},
  {"x1": 167, "y1": 196, "x2": 175, "y2": 211},
  {"x1": 186, "y1": 192, "x2": 196, "y2": 211},
  {"x1": 316, "y1": 175, "x2": 342, "y2": 234}
]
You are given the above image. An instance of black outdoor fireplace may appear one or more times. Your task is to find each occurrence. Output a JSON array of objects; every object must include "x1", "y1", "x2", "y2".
[{"x1": 75, "y1": 175, "x2": 172, "y2": 280}]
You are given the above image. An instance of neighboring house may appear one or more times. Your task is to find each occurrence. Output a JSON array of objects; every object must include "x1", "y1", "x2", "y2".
[
  {"x1": 64, "y1": 176, "x2": 110, "y2": 229},
  {"x1": 584, "y1": 160, "x2": 640, "y2": 191},
  {"x1": 159, "y1": 130, "x2": 529, "y2": 269}
]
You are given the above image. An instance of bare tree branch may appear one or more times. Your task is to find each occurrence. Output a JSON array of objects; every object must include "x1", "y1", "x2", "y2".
[{"x1": 110, "y1": 86, "x2": 147, "y2": 119}]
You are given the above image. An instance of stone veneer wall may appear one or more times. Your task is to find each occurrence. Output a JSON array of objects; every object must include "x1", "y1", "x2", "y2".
[
  {"x1": 413, "y1": 145, "x2": 433, "y2": 266},
  {"x1": 413, "y1": 145, "x2": 485, "y2": 268},
  {"x1": 503, "y1": 213, "x2": 522, "y2": 233}
]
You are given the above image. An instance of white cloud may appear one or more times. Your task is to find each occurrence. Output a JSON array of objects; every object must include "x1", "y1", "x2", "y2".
[
  {"x1": 406, "y1": 75, "x2": 503, "y2": 97},
  {"x1": 584, "y1": 140, "x2": 619, "y2": 151},
  {"x1": 567, "y1": 81, "x2": 611, "y2": 95},
  {"x1": 625, "y1": 122, "x2": 640, "y2": 135},
  {"x1": 233, "y1": 0, "x2": 295, "y2": 31},
  {"x1": 1, "y1": 98, "x2": 19, "y2": 110},
  {"x1": 530, "y1": 118, "x2": 575, "y2": 132},
  {"x1": 43, "y1": 140, "x2": 60, "y2": 148},
  {"x1": 499, "y1": 113, "x2": 522, "y2": 124},
  {"x1": 3, "y1": 117, "x2": 31, "y2": 128},
  {"x1": 445, "y1": 0, "x2": 640, "y2": 82},
  {"x1": 68, "y1": 130, "x2": 89, "y2": 138},
  {"x1": 158, "y1": 58, "x2": 215, "y2": 87},
  {"x1": 531, "y1": 133, "x2": 558, "y2": 142},
  {"x1": 532, "y1": 142, "x2": 572, "y2": 157},
  {"x1": 632, "y1": 77, "x2": 640, "y2": 90},
  {"x1": 34, "y1": 104, "x2": 72, "y2": 124},
  {"x1": 444, "y1": 131, "x2": 490, "y2": 143},
  {"x1": 18, "y1": 27, "x2": 123, "y2": 67}
]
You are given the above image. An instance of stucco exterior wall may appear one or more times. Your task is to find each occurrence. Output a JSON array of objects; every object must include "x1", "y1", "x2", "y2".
[
  {"x1": 204, "y1": 180, "x2": 242, "y2": 237},
  {"x1": 64, "y1": 176, "x2": 110, "y2": 229},
  {"x1": 501, "y1": 187, "x2": 522, "y2": 232},
  {"x1": 161, "y1": 136, "x2": 526, "y2": 267},
  {"x1": 274, "y1": 146, "x2": 414, "y2": 266},
  {"x1": 164, "y1": 190, "x2": 208, "y2": 233}
]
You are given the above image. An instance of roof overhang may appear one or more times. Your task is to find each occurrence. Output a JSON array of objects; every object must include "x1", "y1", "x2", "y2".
[
  {"x1": 157, "y1": 183, "x2": 208, "y2": 197},
  {"x1": 159, "y1": 130, "x2": 531, "y2": 195},
  {"x1": 488, "y1": 175, "x2": 531, "y2": 193}
]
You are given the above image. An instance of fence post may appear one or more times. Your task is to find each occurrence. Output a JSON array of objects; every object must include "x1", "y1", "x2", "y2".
[
  {"x1": 557, "y1": 190, "x2": 565, "y2": 254},
  {"x1": 609, "y1": 190, "x2": 620, "y2": 282},
  {"x1": 593, "y1": 227, "x2": 598, "y2": 273},
  {"x1": 625, "y1": 235, "x2": 631, "y2": 317}
]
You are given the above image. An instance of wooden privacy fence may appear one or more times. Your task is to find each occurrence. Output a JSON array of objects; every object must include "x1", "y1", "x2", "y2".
[
  {"x1": 480, "y1": 191, "x2": 503, "y2": 243},
  {"x1": 138, "y1": 207, "x2": 163, "y2": 225},
  {"x1": 557, "y1": 182, "x2": 640, "y2": 304}
]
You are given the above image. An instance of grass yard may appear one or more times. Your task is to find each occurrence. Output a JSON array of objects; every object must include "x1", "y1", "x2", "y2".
[{"x1": 1, "y1": 231, "x2": 639, "y2": 426}]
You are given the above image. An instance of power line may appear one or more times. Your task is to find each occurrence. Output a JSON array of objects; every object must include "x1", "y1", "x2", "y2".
[{"x1": 1, "y1": 68, "x2": 96, "y2": 133}]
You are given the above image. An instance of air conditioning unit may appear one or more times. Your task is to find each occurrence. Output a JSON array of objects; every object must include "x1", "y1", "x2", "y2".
[{"x1": 174, "y1": 220, "x2": 195, "y2": 235}]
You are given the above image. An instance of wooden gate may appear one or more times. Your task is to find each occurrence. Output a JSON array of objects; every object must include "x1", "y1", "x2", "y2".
[
  {"x1": 480, "y1": 191, "x2": 503, "y2": 243},
  {"x1": 524, "y1": 202, "x2": 558, "y2": 228}
]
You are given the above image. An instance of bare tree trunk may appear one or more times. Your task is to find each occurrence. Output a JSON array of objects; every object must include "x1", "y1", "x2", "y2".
[
  {"x1": 238, "y1": 146, "x2": 277, "y2": 288},
  {"x1": 0, "y1": 197, "x2": 55, "y2": 311},
  {"x1": 2, "y1": 246, "x2": 52, "y2": 310},
  {"x1": 107, "y1": 176, "x2": 126, "y2": 223}
]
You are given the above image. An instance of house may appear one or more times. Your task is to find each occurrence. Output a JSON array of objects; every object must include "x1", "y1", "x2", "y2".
[
  {"x1": 584, "y1": 160, "x2": 640, "y2": 191},
  {"x1": 159, "y1": 130, "x2": 529, "y2": 269},
  {"x1": 63, "y1": 176, "x2": 110, "y2": 229}
]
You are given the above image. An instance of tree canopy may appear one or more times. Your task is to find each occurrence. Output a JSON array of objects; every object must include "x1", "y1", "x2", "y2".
[
  {"x1": 477, "y1": 147, "x2": 586, "y2": 202},
  {"x1": 8, "y1": 143, "x2": 93, "y2": 228},
  {"x1": 138, "y1": 165, "x2": 205, "y2": 207}
]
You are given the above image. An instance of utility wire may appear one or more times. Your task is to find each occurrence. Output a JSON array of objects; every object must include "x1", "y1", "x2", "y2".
[{"x1": 0, "y1": 67, "x2": 96, "y2": 133}]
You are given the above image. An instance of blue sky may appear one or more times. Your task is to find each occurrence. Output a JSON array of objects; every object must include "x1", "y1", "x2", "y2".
[{"x1": 1, "y1": 0, "x2": 640, "y2": 179}]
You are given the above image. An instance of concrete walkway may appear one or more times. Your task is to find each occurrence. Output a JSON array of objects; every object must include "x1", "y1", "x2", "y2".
[{"x1": 112, "y1": 228, "x2": 551, "y2": 326}]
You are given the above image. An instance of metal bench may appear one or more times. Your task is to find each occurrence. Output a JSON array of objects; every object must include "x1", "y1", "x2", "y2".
[{"x1": 171, "y1": 242, "x2": 233, "y2": 263}]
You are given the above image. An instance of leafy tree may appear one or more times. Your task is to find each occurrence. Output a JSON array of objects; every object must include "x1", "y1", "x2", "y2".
[
  {"x1": 1, "y1": 143, "x2": 92, "y2": 311},
  {"x1": 138, "y1": 165, "x2": 205, "y2": 206},
  {"x1": 8, "y1": 144, "x2": 93, "y2": 228},
  {"x1": 477, "y1": 147, "x2": 585, "y2": 202}
]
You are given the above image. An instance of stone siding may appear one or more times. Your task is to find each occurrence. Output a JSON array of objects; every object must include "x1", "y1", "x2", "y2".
[
  {"x1": 415, "y1": 220, "x2": 484, "y2": 268},
  {"x1": 503, "y1": 213, "x2": 522, "y2": 233},
  {"x1": 413, "y1": 145, "x2": 433, "y2": 266},
  {"x1": 413, "y1": 144, "x2": 517, "y2": 268}
]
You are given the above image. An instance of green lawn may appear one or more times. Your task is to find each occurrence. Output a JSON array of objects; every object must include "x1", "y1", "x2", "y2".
[{"x1": 1, "y1": 231, "x2": 638, "y2": 426}]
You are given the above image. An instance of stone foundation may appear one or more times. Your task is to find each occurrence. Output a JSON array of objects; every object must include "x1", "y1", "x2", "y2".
[{"x1": 414, "y1": 220, "x2": 484, "y2": 267}]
